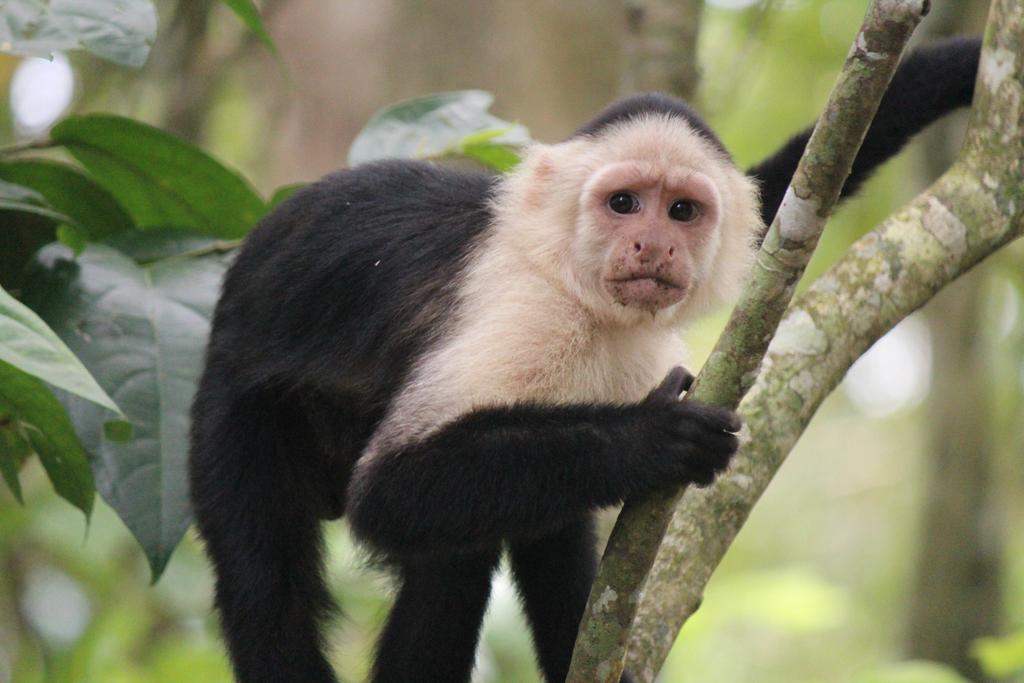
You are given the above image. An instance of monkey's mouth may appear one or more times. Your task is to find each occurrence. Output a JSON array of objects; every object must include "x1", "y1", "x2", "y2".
[{"x1": 604, "y1": 276, "x2": 688, "y2": 310}]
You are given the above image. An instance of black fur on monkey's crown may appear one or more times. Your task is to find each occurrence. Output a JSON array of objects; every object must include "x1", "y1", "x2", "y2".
[{"x1": 568, "y1": 91, "x2": 731, "y2": 159}]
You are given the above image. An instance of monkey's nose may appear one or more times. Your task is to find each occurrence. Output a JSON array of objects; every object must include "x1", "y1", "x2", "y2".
[{"x1": 633, "y1": 240, "x2": 674, "y2": 264}]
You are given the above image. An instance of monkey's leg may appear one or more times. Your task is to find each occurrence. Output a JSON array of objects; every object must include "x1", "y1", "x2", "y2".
[
  {"x1": 509, "y1": 517, "x2": 635, "y2": 683},
  {"x1": 372, "y1": 548, "x2": 502, "y2": 683},
  {"x1": 189, "y1": 392, "x2": 338, "y2": 683}
]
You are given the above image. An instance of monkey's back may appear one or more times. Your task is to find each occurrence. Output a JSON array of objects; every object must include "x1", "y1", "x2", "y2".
[{"x1": 203, "y1": 160, "x2": 495, "y2": 405}]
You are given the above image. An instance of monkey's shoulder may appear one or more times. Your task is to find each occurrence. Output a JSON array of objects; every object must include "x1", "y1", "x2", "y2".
[
  {"x1": 210, "y1": 160, "x2": 495, "y2": 394},
  {"x1": 224, "y1": 159, "x2": 496, "y2": 310},
  {"x1": 270, "y1": 160, "x2": 495, "y2": 238}
]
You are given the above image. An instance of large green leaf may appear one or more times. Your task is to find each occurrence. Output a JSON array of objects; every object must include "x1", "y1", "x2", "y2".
[
  {"x1": 0, "y1": 360, "x2": 95, "y2": 515},
  {"x1": 27, "y1": 239, "x2": 230, "y2": 577},
  {"x1": 0, "y1": 283, "x2": 121, "y2": 414},
  {"x1": 348, "y1": 90, "x2": 530, "y2": 170},
  {"x1": 0, "y1": 160, "x2": 134, "y2": 240},
  {"x1": 220, "y1": 0, "x2": 279, "y2": 56},
  {"x1": 0, "y1": 0, "x2": 158, "y2": 68},
  {"x1": 51, "y1": 115, "x2": 266, "y2": 238}
]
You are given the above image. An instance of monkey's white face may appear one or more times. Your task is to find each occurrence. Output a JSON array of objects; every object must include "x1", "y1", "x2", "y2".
[
  {"x1": 580, "y1": 160, "x2": 723, "y2": 312},
  {"x1": 491, "y1": 113, "x2": 762, "y2": 329}
]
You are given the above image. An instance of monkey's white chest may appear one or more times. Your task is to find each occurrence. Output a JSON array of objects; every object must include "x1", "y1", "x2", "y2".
[{"x1": 367, "y1": 308, "x2": 684, "y2": 458}]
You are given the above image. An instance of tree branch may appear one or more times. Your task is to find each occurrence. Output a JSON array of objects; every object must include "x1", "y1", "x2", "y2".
[
  {"x1": 626, "y1": 0, "x2": 1024, "y2": 678},
  {"x1": 567, "y1": 2, "x2": 932, "y2": 681}
]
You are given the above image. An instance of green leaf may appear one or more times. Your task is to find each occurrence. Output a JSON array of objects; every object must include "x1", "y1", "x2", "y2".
[
  {"x1": 27, "y1": 241, "x2": 230, "y2": 578},
  {"x1": 461, "y1": 140, "x2": 522, "y2": 172},
  {"x1": 57, "y1": 224, "x2": 89, "y2": 255},
  {"x1": 0, "y1": 179, "x2": 73, "y2": 223},
  {"x1": 51, "y1": 115, "x2": 266, "y2": 239},
  {"x1": 219, "y1": 0, "x2": 279, "y2": 57},
  {"x1": 103, "y1": 419, "x2": 134, "y2": 443},
  {"x1": 0, "y1": 283, "x2": 121, "y2": 414},
  {"x1": 438, "y1": 126, "x2": 524, "y2": 171},
  {"x1": 0, "y1": 419, "x2": 30, "y2": 503},
  {"x1": 0, "y1": 360, "x2": 95, "y2": 515},
  {"x1": 348, "y1": 90, "x2": 530, "y2": 168},
  {"x1": 972, "y1": 631, "x2": 1024, "y2": 677},
  {"x1": 268, "y1": 182, "x2": 305, "y2": 210},
  {"x1": 0, "y1": 0, "x2": 158, "y2": 68},
  {"x1": 0, "y1": 160, "x2": 135, "y2": 240},
  {"x1": 104, "y1": 228, "x2": 225, "y2": 264}
]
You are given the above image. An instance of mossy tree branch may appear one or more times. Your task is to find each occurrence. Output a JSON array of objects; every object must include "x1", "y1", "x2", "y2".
[
  {"x1": 626, "y1": 0, "x2": 1024, "y2": 679},
  {"x1": 567, "y1": 2, "x2": 934, "y2": 682}
]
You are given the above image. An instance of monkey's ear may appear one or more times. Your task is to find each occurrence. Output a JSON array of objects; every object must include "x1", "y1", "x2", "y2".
[
  {"x1": 532, "y1": 153, "x2": 555, "y2": 181},
  {"x1": 518, "y1": 150, "x2": 558, "y2": 211}
]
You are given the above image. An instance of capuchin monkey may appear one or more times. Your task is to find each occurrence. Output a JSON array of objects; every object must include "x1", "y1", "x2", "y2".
[{"x1": 188, "y1": 36, "x2": 980, "y2": 683}]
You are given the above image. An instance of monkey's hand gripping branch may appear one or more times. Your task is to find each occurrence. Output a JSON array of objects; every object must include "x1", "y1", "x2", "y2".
[{"x1": 566, "y1": 2, "x2": 934, "y2": 682}]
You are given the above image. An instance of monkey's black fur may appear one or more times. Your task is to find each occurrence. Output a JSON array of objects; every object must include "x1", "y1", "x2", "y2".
[
  {"x1": 572, "y1": 92, "x2": 731, "y2": 157},
  {"x1": 189, "y1": 37, "x2": 981, "y2": 683}
]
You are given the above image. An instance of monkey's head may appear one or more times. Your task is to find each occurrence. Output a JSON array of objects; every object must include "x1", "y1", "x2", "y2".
[{"x1": 495, "y1": 99, "x2": 762, "y2": 328}]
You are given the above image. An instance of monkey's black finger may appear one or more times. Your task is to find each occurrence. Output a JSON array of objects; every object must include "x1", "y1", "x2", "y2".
[
  {"x1": 676, "y1": 429, "x2": 738, "y2": 463},
  {"x1": 653, "y1": 366, "x2": 692, "y2": 399},
  {"x1": 705, "y1": 434, "x2": 740, "y2": 469},
  {"x1": 673, "y1": 402, "x2": 742, "y2": 433}
]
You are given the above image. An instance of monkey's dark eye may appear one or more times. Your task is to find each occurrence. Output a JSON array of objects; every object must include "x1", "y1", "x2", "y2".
[
  {"x1": 669, "y1": 199, "x2": 701, "y2": 222},
  {"x1": 608, "y1": 192, "x2": 640, "y2": 215}
]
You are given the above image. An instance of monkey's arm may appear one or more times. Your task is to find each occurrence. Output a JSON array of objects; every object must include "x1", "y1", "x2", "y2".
[
  {"x1": 748, "y1": 36, "x2": 981, "y2": 229},
  {"x1": 347, "y1": 369, "x2": 738, "y2": 557}
]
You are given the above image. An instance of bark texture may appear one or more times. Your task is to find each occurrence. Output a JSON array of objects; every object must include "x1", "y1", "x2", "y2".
[
  {"x1": 567, "y1": 3, "x2": 933, "y2": 682},
  {"x1": 626, "y1": 1, "x2": 1024, "y2": 678}
]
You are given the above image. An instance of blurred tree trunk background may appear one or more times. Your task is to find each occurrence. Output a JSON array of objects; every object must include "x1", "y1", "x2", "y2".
[
  {"x1": 620, "y1": 0, "x2": 703, "y2": 99},
  {"x1": 907, "y1": 3, "x2": 1005, "y2": 681},
  {"x1": 262, "y1": 0, "x2": 622, "y2": 189}
]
